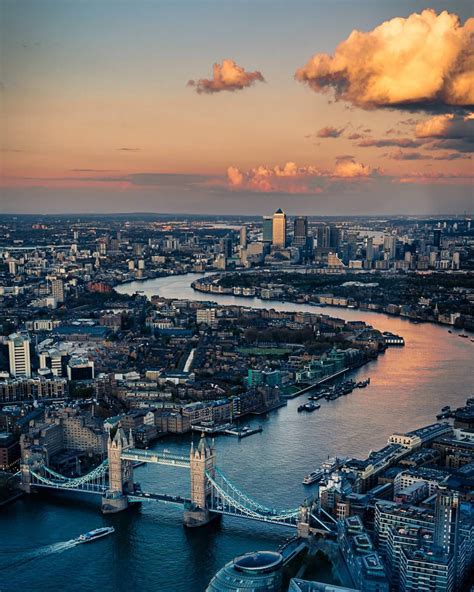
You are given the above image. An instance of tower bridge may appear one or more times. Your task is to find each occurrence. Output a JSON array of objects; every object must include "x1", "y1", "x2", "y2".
[{"x1": 20, "y1": 428, "x2": 333, "y2": 533}]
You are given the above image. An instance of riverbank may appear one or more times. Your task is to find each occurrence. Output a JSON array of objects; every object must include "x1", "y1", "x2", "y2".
[
  {"x1": 191, "y1": 272, "x2": 474, "y2": 331},
  {"x1": 287, "y1": 364, "x2": 369, "y2": 398}
]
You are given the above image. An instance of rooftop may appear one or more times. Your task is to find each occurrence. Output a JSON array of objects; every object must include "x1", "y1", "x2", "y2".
[{"x1": 233, "y1": 551, "x2": 283, "y2": 574}]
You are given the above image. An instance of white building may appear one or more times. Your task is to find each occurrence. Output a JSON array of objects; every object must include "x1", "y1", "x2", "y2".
[
  {"x1": 51, "y1": 278, "x2": 65, "y2": 303},
  {"x1": 196, "y1": 308, "x2": 216, "y2": 325},
  {"x1": 8, "y1": 333, "x2": 31, "y2": 378}
]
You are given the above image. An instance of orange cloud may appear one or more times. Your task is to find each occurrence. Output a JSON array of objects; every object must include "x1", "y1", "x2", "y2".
[
  {"x1": 227, "y1": 162, "x2": 322, "y2": 192},
  {"x1": 226, "y1": 158, "x2": 374, "y2": 192},
  {"x1": 333, "y1": 157, "x2": 374, "y2": 178},
  {"x1": 317, "y1": 126, "x2": 345, "y2": 138},
  {"x1": 416, "y1": 112, "x2": 474, "y2": 135},
  {"x1": 358, "y1": 138, "x2": 423, "y2": 148},
  {"x1": 295, "y1": 9, "x2": 474, "y2": 110},
  {"x1": 188, "y1": 59, "x2": 265, "y2": 94},
  {"x1": 394, "y1": 171, "x2": 474, "y2": 184},
  {"x1": 386, "y1": 149, "x2": 427, "y2": 161}
]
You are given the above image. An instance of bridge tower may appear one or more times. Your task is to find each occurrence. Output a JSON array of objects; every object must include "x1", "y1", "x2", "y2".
[
  {"x1": 297, "y1": 499, "x2": 311, "y2": 538},
  {"x1": 19, "y1": 448, "x2": 43, "y2": 493},
  {"x1": 101, "y1": 428, "x2": 134, "y2": 514},
  {"x1": 183, "y1": 433, "x2": 218, "y2": 527}
]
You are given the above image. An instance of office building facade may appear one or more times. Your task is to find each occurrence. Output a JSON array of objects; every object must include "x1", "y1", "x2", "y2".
[
  {"x1": 262, "y1": 216, "x2": 273, "y2": 242},
  {"x1": 272, "y1": 209, "x2": 287, "y2": 248}
]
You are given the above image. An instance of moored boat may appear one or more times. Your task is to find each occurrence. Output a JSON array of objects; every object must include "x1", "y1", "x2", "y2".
[{"x1": 302, "y1": 469, "x2": 323, "y2": 485}]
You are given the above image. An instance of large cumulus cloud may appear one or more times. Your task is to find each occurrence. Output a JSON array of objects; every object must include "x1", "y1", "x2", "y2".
[
  {"x1": 188, "y1": 59, "x2": 265, "y2": 94},
  {"x1": 295, "y1": 9, "x2": 474, "y2": 111},
  {"x1": 333, "y1": 157, "x2": 374, "y2": 178},
  {"x1": 415, "y1": 113, "x2": 474, "y2": 151},
  {"x1": 226, "y1": 158, "x2": 374, "y2": 193},
  {"x1": 227, "y1": 162, "x2": 321, "y2": 192}
]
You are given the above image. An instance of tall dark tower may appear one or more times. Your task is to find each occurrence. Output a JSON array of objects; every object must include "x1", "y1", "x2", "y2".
[
  {"x1": 329, "y1": 225, "x2": 340, "y2": 251},
  {"x1": 433, "y1": 228, "x2": 442, "y2": 248},
  {"x1": 293, "y1": 216, "x2": 308, "y2": 247},
  {"x1": 219, "y1": 237, "x2": 233, "y2": 258},
  {"x1": 317, "y1": 225, "x2": 330, "y2": 248},
  {"x1": 434, "y1": 485, "x2": 460, "y2": 556},
  {"x1": 262, "y1": 216, "x2": 273, "y2": 243}
]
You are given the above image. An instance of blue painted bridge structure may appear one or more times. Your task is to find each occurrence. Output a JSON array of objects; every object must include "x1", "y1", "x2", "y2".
[{"x1": 21, "y1": 429, "x2": 335, "y2": 533}]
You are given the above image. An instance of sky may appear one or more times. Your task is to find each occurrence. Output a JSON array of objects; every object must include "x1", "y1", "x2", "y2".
[{"x1": 0, "y1": 0, "x2": 473, "y2": 215}]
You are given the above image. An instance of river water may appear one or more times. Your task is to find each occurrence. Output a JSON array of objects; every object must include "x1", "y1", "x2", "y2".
[{"x1": 2, "y1": 274, "x2": 473, "y2": 592}]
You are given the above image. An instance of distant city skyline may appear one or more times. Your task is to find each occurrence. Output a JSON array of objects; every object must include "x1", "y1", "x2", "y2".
[{"x1": 1, "y1": 0, "x2": 473, "y2": 215}]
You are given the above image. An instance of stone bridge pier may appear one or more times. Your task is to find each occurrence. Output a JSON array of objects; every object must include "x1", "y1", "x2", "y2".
[{"x1": 183, "y1": 433, "x2": 219, "y2": 527}]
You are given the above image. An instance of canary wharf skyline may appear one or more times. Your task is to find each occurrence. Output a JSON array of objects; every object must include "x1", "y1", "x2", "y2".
[{"x1": 1, "y1": 0, "x2": 473, "y2": 215}]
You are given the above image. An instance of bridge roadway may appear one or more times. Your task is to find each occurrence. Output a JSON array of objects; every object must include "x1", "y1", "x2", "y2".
[
  {"x1": 130, "y1": 494, "x2": 300, "y2": 528},
  {"x1": 128, "y1": 492, "x2": 191, "y2": 506},
  {"x1": 31, "y1": 482, "x2": 107, "y2": 495},
  {"x1": 31, "y1": 480, "x2": 191, "y2": 507},
  {"x1": 121, "y1": 448, "x2": 190, "y2": 468}
]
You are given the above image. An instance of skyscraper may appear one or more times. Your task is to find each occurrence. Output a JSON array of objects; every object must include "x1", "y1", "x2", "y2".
[
  {"x1": 434, "y1": 485, "x2": 460, "y2": 556},
  {"x1": 383, "y1": 234, "x2": 397, "y2": 260},
  {"x1": 317, "y1": 225, "x2": 330, "y2": 248},
  {"x1": 219, "y1": 237, "x2": 233, "y2": 258},
  {"x1": 262, "y1": 216, "x2": 273, "y2": 243},
  {"x1": 293, "y1": 216, "x2": 308, "y2": 247},
  {"x1": 365, "y1": 237, "x2": 374, "y2": 261},
  {"x1": 329, "y1": 225, "x2": 340, "y2": 251},
  {"x1": 272, "y1": 209, "x2": 287, "y2": 248},
  {"x1": 317, "y1": 225, "x2": 340, "y2": 251},
  {"x1": 239, "y1": 225, "x2": 247, "y2": 249},
  {"x1": 8, "y1": 333, "x2": 32, "y2": 378}
]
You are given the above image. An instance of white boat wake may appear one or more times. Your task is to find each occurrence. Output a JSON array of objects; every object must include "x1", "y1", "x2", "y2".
[{"x1": 0, "y1": 539, "x2": 79, "y2": 571}]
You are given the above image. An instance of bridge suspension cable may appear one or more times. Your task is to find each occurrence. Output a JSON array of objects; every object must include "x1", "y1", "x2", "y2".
[
  {"x1": 206, "y1": 470, "x2": 300, "y2": 526},
  {"x1": 212, "y1": 467, "x2": 275, "y2": 513},
  {"x1": 29, "y1": 460, "x2": 109, "y2": 492},
  {"x1": 41, "y1": 460, "x2": 109, "y2": 482}
]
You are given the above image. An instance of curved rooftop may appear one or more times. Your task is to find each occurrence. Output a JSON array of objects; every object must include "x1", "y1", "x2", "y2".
[
  {"x1": 206, "y1": 551, "x2": 283, "y2": 592},
  {"x1": 233, "y1": 551, "x2": 283, "y2": 573}
]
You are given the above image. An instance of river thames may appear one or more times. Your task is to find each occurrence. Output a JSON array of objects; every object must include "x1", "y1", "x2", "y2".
[{"x1": 2, "y1": 274, "x2": 473, "y2": 592}]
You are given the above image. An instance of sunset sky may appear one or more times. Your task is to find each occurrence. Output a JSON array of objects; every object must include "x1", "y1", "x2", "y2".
[{"x1": 1, "y1": 0, "x2": 473, "y2": 215}]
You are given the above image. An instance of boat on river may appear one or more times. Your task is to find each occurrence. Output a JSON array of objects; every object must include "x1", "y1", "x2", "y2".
[
  {"x1": 298, "y1": 402, "x2": 320, "y2": 412},
  {"x1": 302, "y1": 456, "x2": 347, "y2": 485},
  {"x1": 76, "y1": 527, "x2": 115, "y2": 544}
]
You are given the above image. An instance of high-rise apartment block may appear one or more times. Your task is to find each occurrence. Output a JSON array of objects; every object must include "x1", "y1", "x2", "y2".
[
  {"x1": 51, "y1": 278, "x2": 65, "y2": 303},
  {"x1": 8, "y1": 333, "x2": 32, "y2": 378}
]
